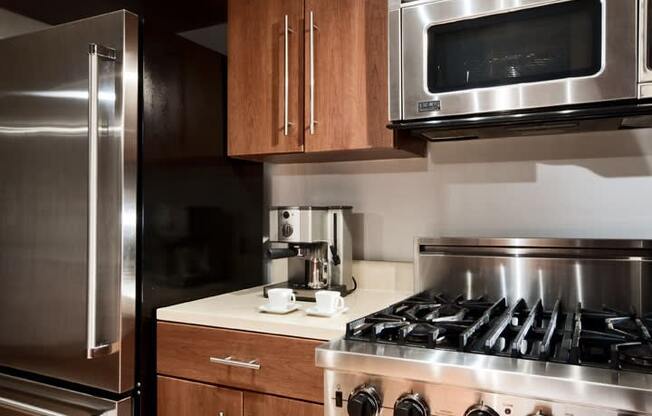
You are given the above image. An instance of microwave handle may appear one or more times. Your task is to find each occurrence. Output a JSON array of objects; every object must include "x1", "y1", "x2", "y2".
[{"x1": 641, "y1": 0, "x2": 651, "y2": 78}]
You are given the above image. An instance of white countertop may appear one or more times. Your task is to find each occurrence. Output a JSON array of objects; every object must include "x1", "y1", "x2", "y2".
[{"x1": 157, "y1": 285, "x2": 411, "y2": 341}]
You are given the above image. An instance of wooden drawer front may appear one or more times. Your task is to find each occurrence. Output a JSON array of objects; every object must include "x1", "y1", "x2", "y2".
[
  {"x1": 157, "y1": 322, "x2": 324, "y2": 403},
  {"x1": 157, "y1": 376, "x2": 243, "y2": 416},
  {"x1": 244, "y1": 392, "x2": 323, "y2": 416}
]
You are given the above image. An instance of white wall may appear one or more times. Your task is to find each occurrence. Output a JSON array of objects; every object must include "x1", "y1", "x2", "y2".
[
  {"x1": 265, "y1": 129, "x2": 652, "y2": 262},
  {"x1": 0, "y1": 8, "x2": 48, "y2": 39}
]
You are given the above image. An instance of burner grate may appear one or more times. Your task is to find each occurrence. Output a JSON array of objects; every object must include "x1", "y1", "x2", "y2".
[{"x1": 345, "y1": 291, "x2": 652, "y2": 374}]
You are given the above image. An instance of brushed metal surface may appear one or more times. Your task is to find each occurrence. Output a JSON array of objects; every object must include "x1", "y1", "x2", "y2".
[
  {"x1": 418, "y1": 236, "x2": 652, "y2": 249},
  {"x1": 388, "y1": 8, "x2": 402, "y2": 121},
  {"x1": 269, "y1": 207, "x2": 354, "y2": 291},
  {"x1": 317, "y1": 339, "x2": 652, "y2": 415},
  {"x1": 0, "y1": 373, "x2": 131, "y2": 416},
  {"x1": 0, "y1": 11, "x2": 138, "y2": 393},
  {"x1": 317, "y1": 237, "x2": 652, "y2": 415},
  {"x1": 414, "y1": 237, "x2": 652, "y2": 312},
  {"x1": 86, "y1": 43, "x2": 120, "y2": 361},
  {"x1": 397, "y1": 0, "x2": 638, "y2": 120},
  {"x1": 640, "y1": 0, "x2": 652, "y2": 86}
]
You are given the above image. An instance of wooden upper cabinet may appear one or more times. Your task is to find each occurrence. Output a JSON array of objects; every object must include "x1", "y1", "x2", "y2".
[
  {"x1": 303, "y1": 0, "x2": 392, "y2": 153},
  {"x1": 228, "y1": 0, "x2": 304, "y2": 156},
  {"x1": 227, "y1": 0, "x2": 426, "y2": 161}
]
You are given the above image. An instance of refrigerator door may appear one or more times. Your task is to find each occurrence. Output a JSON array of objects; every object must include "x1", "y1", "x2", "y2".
[
  {"x1": 0, "y1": 11, "x2": 138, "y2": 393},
  {"x1": 0, "y1": 374, "x2": 132, "y2": 416}
]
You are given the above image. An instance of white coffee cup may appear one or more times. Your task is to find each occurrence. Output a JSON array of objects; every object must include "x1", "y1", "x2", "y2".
[
  {"x1": 315, "y1": 290, "x2": 345, "y2": 313},
  {"x1": 267, "y1": 288, "x2": 296, "y2": 309}
]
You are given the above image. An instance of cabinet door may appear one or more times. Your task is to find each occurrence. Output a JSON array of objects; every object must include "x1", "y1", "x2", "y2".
[
  {"x1": 304, "y1": 0, "x2": 393, "y2": 153},
  {"x1": 157, "y1": 376, "x2": 243, "y2": 416},
  {"x1": 228, "y1": 0, "x2": 304, "y2": 157},
  {"x1": 243, "y1": 392, "x2": 322, "y2": 416}
]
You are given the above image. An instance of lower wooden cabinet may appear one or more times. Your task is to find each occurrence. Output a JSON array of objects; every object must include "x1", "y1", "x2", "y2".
[
  {"x1": 157, "y1": 322, "x2": 325, "y2": 415},
  {"x1": 157, "y1": 376, "x2": 323, "y2": 416},
  {"x1": 157, "y1": 376, "x2": 243, "y2": 416},
  {"x1": 244, "y1": 392, "x2": 322, "y2": 416}
]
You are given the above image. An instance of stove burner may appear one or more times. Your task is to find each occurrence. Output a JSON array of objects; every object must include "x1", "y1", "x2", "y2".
[
  {"x1": 606, "y1": 317, "x2": 651, "y2": 340},
  {"x1": 345, "y1": 291, "x2": 652, "y2": 375},
  {"x1": 617, "y1": 343, "x2": 652, "y2": 368},
  {"x1": 400, "y1": 323, "x2": 447, "y2": 347},
  {"x1": 402, "y1": 303, "x2": 467, "y2": 323},
  {"x1": 372, "y1": 321, "x2": 408, "y2": 343}
]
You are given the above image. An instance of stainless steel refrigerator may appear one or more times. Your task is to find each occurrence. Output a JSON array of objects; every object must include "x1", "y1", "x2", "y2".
[{"x1": 0, "y1": 10, "x2": 263, "y2": 416}]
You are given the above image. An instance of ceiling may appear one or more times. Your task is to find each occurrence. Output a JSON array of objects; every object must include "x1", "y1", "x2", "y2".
[{"x1": 0, "y1": 0, "x2": 227, "y2": 32}]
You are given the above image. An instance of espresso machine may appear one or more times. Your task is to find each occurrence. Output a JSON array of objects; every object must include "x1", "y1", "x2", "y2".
[{"x1": 264, "y1": 206, "x2": 354, "y2": 301}]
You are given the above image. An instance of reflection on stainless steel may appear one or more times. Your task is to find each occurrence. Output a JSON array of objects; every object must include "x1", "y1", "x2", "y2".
[
  {"x1": 4, "y1": 90, "x2": 117, "y2": 100},
  {"x1": 0, "y1": 126, "x2": 89, "y2": 135},
  {"x1": 318, "y1": 237, "x2": 652, "y2": 415},
  {"x1": 0, "y1": 11, "x2": 138, "y2": 393},
  {"x1": 391, "y1": 0, "x2": 641, "y2": 121},
  {"x1": 388, "y1": 7, "x2": 401, "y2": 121},
  {"x1": 318, "y1": 339, "x2": 652, "y2": 415},
  {"x1": 0, "y1": 373, "x2": 131, "y2": 416},
  {"x1": 265, "y1": 207, "x2": 354, "y2": 301},
  {"x1": 0, "y1": 126, "x2": 122, "y2": 135},
  {"x1": 415, "y1": 237, "x2": 652, "y2": 312},
  {"x1": 640, "y1": 0, "x2": 652, "y2": 93}
]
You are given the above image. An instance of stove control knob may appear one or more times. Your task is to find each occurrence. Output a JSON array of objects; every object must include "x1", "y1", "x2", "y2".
[
  {"x1": 281, "y1": 223, "x2": 294, "y2": 238},
  {"x1": 465, "y1": 404, "x2": 500, "y2": 416},
  {"x1": 394, "y1": 393, "x2": 430, "y2": 416},
  {"x1": 348, "y1": 385, "x2": 381, "y2": 416}
]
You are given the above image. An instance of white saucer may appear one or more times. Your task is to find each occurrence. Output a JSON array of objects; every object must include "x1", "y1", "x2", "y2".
[
  {"x1": 305, "y1": 305, "x2": 349, "y2": 317},
  {"x1": 258, "y1": 303, "x2": 300, "y2": 314}
]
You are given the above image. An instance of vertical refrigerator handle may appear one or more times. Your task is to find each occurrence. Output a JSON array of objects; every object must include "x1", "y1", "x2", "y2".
[{"x1": 87, "y1": 43, "x2": 119, "y2": 360}]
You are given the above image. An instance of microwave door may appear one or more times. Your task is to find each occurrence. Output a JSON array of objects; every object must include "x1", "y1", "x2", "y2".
[
  {"x1": 0, "y1": 11, "x2": 138, "y2": 394},
  {"x1": 0, "y1": 374, "x2": 132, "y2": 416},
  {"x1": 400, "y1": 0, "x2": 638, "y2": 120}
]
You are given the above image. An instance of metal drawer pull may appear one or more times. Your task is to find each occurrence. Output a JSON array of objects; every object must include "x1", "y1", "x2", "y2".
[{"x1": 210, "y1": 356, "x2": 261, "y2": 370}]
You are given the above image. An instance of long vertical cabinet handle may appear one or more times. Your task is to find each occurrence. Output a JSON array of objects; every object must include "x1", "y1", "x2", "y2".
[
  {"x1": 309, "y1": 11, "x2": 317, "y2": 135},
  {"x1": 284, "y1": 15, "x2": 294, "y2": 136},
  {"x1": 87, "y1": 43, "x2": 119, "y2": 360}
]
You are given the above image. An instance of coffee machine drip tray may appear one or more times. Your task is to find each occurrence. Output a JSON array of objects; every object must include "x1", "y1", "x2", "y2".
[{"x1": 263, "y1": 281, "x2": 351, "y2": 302}]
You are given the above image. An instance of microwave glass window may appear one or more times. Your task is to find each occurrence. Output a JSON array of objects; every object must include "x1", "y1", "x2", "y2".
[{"x1": 426, "y1": 0, "x2": 602, "y2": 94}]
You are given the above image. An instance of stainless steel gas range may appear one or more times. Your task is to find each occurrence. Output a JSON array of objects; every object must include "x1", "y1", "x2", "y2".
[{"x1": 316, "y1": 238, "x2": 652, "y2": 416}]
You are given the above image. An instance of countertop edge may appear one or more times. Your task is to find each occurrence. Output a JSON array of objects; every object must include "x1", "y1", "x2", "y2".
[{"x1": 156, "y1": 312, "x2": 339, "y2": 341}]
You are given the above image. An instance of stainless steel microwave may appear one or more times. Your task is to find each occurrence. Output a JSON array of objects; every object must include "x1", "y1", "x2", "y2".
[{"x1": 389, "y1": 0, "x2": 652, "y2": 123}]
